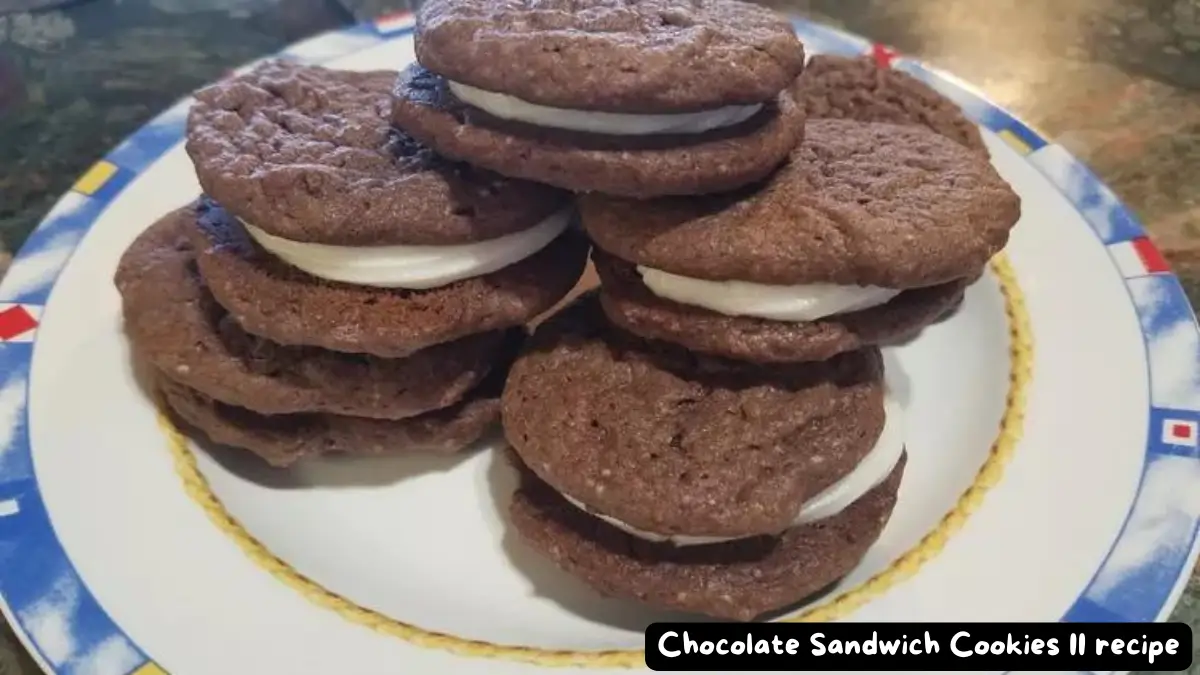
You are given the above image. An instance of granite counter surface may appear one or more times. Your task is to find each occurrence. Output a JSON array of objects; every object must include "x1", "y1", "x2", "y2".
[{"x1": 0, "y1": 0, "x2": 1198, "y2": 672}]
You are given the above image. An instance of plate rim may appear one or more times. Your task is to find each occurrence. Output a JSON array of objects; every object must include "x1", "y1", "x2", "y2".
[{"x1": 0, "y1": 13, "x2": 1197, "y2": 675}]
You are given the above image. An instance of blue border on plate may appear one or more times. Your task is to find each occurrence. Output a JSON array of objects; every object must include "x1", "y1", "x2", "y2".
[{"x1": 0, "y1": 16, "x2": 1198, "y2": 674}]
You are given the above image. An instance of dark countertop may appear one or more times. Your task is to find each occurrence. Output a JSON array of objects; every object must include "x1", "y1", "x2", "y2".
[{"x1": 1, "y1": 0, "x2": 1198, "y2": 672}]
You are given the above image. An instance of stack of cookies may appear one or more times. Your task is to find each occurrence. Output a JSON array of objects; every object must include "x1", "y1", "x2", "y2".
[
  {"x1": 115, "y1": 62, "x2": 588, "y2": 467},
  {"x1": 112, "y1": 0, "x2": 1022, "y2": 621},
  {"x1": 393, "y1": 0, "x2": 1021, "y2": 619}
]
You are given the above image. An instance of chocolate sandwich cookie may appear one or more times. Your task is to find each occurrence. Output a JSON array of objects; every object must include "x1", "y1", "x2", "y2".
[
  {"x1": 190, "y1": 199, "x2": 588, "y2": 358},
  {"x1": 509, "y1": 454, "x2": 904, "y2": 620},
  {"x1": 186, "y1": 62, "x2": 587, "y2": 355},
  {"x1": 159, "y1": 374, "x2": 502, "y2": 467},
  {"x1": 116, "y1": 208, "x2": 519, "y2": 420},
  {"x1": 187, "y1": 61, "x2": 567, "y2": 246},
  {"x1": 594, "y1": 250, "x2": 965, "y2": 363},
  {"x1": 583, "y1": 119, "x2": 1020, "y2": 362},
  {"x1": 391, "y1": 0, "x2": 807, "y2": 197},
  {"x1": 796, "y1": 55, "x2": 986, "y2": 153},
  {"x1": 502, "y1": 295, "x2": 888, "y2": 539}
]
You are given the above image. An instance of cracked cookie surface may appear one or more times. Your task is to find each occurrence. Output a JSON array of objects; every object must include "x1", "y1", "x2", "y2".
[
  {"x1": 415, "y1": 0, "x2": 806, "y2": 112},
  {"x1": 500, "y1": 294, "x2": 885, "y2": 538},
  {"x1": 187, "y1": 61, "x2": 568, "y2": 246},
  {"x1": 795, "y1": 55, "x2": 986, "y2": 152},
  {"x1": 581, "y1": 119, "x2": 1020, "y2": 288}
]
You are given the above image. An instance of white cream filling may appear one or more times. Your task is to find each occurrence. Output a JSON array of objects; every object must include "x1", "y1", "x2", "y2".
[
  {"x1": 637, "y1": 265, "x2": 901, "y2": 322},
  {"x1": 241, "y1": 209, "x2": 571, "y2": 290},
  {"x1": 447, "y1": 80, "x2": 763, "y2": 136},
  {"x1": 560, "y1": 394, "x2": 906, "y2": 546}
]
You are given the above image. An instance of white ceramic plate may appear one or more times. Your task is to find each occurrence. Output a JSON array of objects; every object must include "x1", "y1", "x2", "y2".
[{"x1": 1, "y1": 15, "x2": 1198, "y2": 675}]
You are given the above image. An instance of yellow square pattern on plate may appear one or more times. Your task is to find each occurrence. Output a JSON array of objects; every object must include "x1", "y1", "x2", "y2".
[
  {"x1": 72, "y1": 160, "x2": 118, "y2": 196},
  {"x1": 996, "y1": 129, "x2": 1033, "y2": 155}
]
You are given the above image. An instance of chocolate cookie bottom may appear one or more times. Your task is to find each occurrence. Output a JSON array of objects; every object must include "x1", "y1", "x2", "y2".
[
  {"x1": 391, "y1": 65, "x2": 805, "y2": 198},
  {"x1": 158, "y1": 373, "x2": 502, "y2": 467},
  {"x1": 191, "y1": 199, "x2": 589, "y2": 358},
  {"x1": 594, "y1": 250, "x2": 969, "y2": 363},
  {"x1": 509, "y1": 454, "x2": 905, "y2": 621}
]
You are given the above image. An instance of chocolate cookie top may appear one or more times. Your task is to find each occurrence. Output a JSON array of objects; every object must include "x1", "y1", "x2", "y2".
[
  {"x1": 501, "y1": 294, "x2": 885, "y2": 538},
  {"x1": 509, "y1": 454, "x2": 903, "y2": 620},
  {"x1": 115, "y1": 208, "x2": 519, "y2": 419},
  {"x1": 186, "y1": 61, "x2": 567, "y2": 246},
  {"x1": 190, "y1": 200, "x2": 589, "y2": 358},
  {"x1": 391, "y1": 65, "x2": 804, "y2": 198},
  {"x1": 796, "y1": 55, "x2": 985, "y2": 152},
  {"x1": 415, "y1": 0, "x2": 805, "y2": 113},
  {"x1": 593, "y1": 249, "x2": 966, "y2": 363},
  {"x1": 582, "y1": 119, "x2": 1020, "y2": 288},
  {"x1": 160, "y1": 375, "x2": 502, "y2": 467}
]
